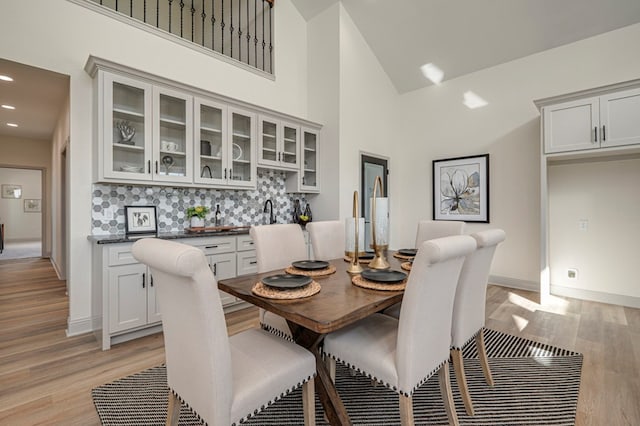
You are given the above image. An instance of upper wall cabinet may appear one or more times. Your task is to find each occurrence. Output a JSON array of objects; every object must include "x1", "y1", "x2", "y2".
[
  {"x1": 194, "y1": 100, "x2": 256, "y2": 188},
  {"x1": 86, "y1": 56, "x2": 319, "y2": 192},
  {"x1": 540, "y1": 85, "x2": 640, "y2": 154},
  {"x1": 286, "y1": 127, "x2": 320, "y2": 193},
  {"x1": 97, "y1": 72, "x2": 194, "y2": 184},
  {"x1": 258, "y1": 115, "x2": 300, "y2": 170}
]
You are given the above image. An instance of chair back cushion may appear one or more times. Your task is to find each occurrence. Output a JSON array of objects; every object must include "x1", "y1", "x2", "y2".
[
  {"x1": 451, "y1": 229, "x2": 506, "y2": 348},
  {"x1": 396, "y1": 234, "x2": 476, "y2": 393},
  {"x1": 306, "y1": 220, "x2": 345, "y2": 260},
  {"x1": 250, "y1": 224, "x2": 308, "y2": 273},
  {"x1": 132, "y1": 238, "x2": 233, "y2": 425},
  {"x1": 414, "y1": 220, "x2": 465, "y2": 248}
]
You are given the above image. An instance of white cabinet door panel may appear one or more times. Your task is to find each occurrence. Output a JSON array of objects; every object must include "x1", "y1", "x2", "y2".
[
  {"x1": 600, "y1": 88, "x2": 640, "y2": 148},
  {"x1": 544, "y1": 98, "x2": 599, "y2": 153},
  {"x1": 108, "y1": 264, "x2": 147, "y2": 333}
]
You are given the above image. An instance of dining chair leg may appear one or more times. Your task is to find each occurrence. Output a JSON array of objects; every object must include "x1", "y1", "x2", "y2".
[
  {"x1": 399, "y1": 394, "x2": 414, "y2": 426},
  {"x1": 451, "y1": 348, "x2": 474, "y2": 416},
  {"x1": 302, "y1": 378, "x2": 316, "y2": 426},
  {"x1": 166, "y1": 391, "x2": 180, "y2": 426},
  {"x1": 476, "y1": 329, "x2": 494, "y2": 386},
  {"x1": 438, "y1": 360, "x2": 459, "y2": 426},
  {"x1": 326, "y1": 356, "x2": 336, "y2": 382}
]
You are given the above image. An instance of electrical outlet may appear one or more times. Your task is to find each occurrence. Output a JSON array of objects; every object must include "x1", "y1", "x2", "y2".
[
  {"x1": 567, "y1": 269, "x2": 578, "y2": 280},
  {"x1": 578, "y1": 220, "x2": 588, "y2": 231}
]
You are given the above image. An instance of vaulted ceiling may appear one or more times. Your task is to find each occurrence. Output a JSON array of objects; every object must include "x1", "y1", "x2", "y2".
[{"x1": 292, "y1": 0, "x2": 640, "y2": 93}]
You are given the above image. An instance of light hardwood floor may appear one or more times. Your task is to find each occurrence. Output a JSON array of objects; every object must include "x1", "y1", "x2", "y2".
[{"x1": 1, "y1": 258, "x2": 638, "y2": 425}]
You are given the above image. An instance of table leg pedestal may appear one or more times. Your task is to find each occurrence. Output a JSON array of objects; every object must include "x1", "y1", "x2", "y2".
[{"x1": 288, "y1": 321, "x2": 352, "y2": 426}]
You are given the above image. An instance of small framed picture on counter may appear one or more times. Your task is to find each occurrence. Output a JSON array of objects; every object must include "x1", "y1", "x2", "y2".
[
  {"x1": 125, "y1": 205, "x2": 157, "y2": 235},
  {"x1": 433, "y1": 154, "x2": 489, "y2": 223}
]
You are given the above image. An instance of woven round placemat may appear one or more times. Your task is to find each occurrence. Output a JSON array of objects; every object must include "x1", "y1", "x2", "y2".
[
  {"x1": 252, "y1": 280, "x2": 321, "y2": 299},
  {"x1": 393, "y1": 252, "x2": 415, "y2": 260},
  {"x1": 351, "y1": 275, "x2": 406, "y2": 291},
  {"x1": 343, "y1": 256, "x2": 372, "y2": 264},
  {"x1": 285, "y1": 265, "x2": 337, "y2": 277},
  {"x1": 401, "y1": 261, "x2": 412, "y2": 271}
]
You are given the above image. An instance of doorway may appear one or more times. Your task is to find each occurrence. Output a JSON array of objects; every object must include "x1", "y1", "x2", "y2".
[
  {"x1": 360, "y1": 154, "x2": 389, "y2": 250},
  {"x1": 0, "y1": 167, "x2": 43, "y2": 260}
]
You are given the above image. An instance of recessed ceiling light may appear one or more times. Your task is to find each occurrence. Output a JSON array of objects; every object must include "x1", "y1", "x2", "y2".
[
  {"x1": 1, "y1": 104, "x2": 15, "y2": 110},
  {"x1": 463, "y1": 91, "x2": 488, "y2": 109},
  {"x1": 6, "y1": 123, "x2": 18, "y2": 127},
  {"x1": 0, "y1": 75, "x2": 14, "y2": 82},
  {"x1": 420, "y1": 63, "x2": 444, "y2": 85}
]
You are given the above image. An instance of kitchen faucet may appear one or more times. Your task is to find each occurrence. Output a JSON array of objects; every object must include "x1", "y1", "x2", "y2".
[{"x1": 263, "y1": 200, "x2": 276, "y2": 224}]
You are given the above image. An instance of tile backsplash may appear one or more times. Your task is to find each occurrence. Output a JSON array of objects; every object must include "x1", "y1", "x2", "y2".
[{"x1": 91, "y1": 169, "x2": 308, "y2": 235}]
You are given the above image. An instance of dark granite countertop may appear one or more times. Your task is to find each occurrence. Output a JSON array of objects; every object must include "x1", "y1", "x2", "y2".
[{"x1": 88, "y1": 228, "x2": 250, "y2": 244}]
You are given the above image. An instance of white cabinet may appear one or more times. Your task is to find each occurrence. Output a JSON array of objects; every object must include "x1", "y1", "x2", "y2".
[
  {"x1": 96, "y1": 71, "x2": 194, "y2": 183},
  {"x1": 543, "y1": 87, "x2": 640, "y2": 154},
  {"x1": 286, "y1": 127, "x2": 321, "y2": 193},
  {"x1": 236, "y1": 234, "x2": 257, "y2": 276},
  {"x1": 228, "y1": 107, "x2": 257, "y2": 188},
  {"x1": 258, "y1": 115, "x2": 300, "y2": 170},
  {"x1": 107, "y1": 263, "x2": 160, "y2": 334},
  {"x1": 93, "y1": 234, "x2": 252, "y2": 350},
  {"x1": 194, "y1": 100, "x2": 257, "y2": 188}
]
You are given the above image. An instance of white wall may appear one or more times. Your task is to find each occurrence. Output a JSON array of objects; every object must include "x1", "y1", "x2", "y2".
[
  {"x1": 549, "y1": 156, "x2": 640, "y2": 301},
  {"x1": 0, "y1": 168, "x2": 42, "y2": 240},
  {"x1": 0, "y1": 0, "x2": 309, "y2": 335},
  {"x1": 337, "y1": 5, "x2": 398, "y2": 222},
  {"x1": 394, "y1": 23, "x2": 640, "y2": 285}
]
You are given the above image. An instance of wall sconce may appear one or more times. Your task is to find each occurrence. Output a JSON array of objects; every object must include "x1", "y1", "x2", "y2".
[
  {"x1": 345, "y1": 190, "x2": 364, "y2": 274},
  {"x1": 369, "y1": 175, "x2": 390, "y2": 269}
]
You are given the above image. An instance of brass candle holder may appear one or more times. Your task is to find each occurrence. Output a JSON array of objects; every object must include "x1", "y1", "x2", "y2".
[
  {"x1": 369, "y1": 175, "x2": 390, "y2": 270},
  {"x1": 346, "y1": 190, "x2": 364, "y2": 275}
]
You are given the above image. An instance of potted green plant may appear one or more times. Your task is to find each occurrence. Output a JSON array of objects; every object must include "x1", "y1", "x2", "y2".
[{"x1": 186, "y1": 205, "x2": 210, "y2": 228}]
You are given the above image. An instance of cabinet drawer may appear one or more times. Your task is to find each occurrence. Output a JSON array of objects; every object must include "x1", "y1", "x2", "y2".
[
  {"x1": 237, "y1": 250, "x2": 258, "y2": 276},
  {"x1": 185, "y1": 236, "x2": 236, "y2": 255},
  {"x1": 236, "y1": 234, "x2": 255, "y2": 252},
  {"x1": 107, "y1": 244, "x2": 137, "y2": 266}
]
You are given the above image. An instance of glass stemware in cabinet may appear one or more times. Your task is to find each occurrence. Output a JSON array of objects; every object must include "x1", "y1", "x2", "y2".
[{"x1": 231, "y1": 111, "x2": 253, "y2": 184}]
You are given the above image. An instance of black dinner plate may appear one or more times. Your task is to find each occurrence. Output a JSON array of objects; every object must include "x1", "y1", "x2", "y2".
[
  {"x1": 262, "y1": 274, "x2": 313, "y2": 290},
  {"x1": 292, "y1": 260, "x2": 330, "y2": 270},
  {"x1": 398, "y1": 248, "x2": 417, "y2": 257},
  {"x1": 361, "y1": 269, "x2": 407, "y2": 283}
]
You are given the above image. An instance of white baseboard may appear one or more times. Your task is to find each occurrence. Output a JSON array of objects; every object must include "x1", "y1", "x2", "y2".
[
  {"x1": 66, "y1": 316, "x2": 95, "y2": 337},
  {"x1": 551, "y1": 284, "x2": 640, "y2": 309},
  {"x1": 489, "y1": 275, "x2": 539, "y2": 292}
]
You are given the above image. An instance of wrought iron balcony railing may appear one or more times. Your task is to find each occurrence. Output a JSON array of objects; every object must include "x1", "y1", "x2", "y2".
[{"x1": 79, "y1": 0, "x2": 274, "y2": 75}]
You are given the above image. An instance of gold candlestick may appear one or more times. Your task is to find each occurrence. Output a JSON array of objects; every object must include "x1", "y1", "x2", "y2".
[
  {"x1": 346, "y1": 190, "x2": 364, "y2": 274},
  {"x1": 369, "y1": 175, "x2": 390, "y2": 269}
]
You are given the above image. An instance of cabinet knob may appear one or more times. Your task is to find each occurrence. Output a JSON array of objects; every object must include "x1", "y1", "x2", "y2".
[
  {"x1": 205, "y1": 245, "x2": 219, "y2": 249},
  {"x1": 602, "y1": 125, "x2": 606, "y2": 142},
  {"x1": 594, "y1": 126, "x2": 598, "y2": 143},
  {"x1": 142, "y1": 272, "x2": 146, "y2": 288}
]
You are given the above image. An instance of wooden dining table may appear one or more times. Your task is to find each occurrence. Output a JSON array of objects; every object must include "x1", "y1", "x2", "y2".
[{"x1": 218, "y1": 256, "x2": 406, "y2": 426}]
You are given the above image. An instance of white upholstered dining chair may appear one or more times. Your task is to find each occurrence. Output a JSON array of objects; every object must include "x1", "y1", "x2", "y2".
[
  {"x1": 415, "y1": 219, "x2": 466, "y2": 247},
  {"x1": 323, "y1": 235, "x2": 477, "y2": 426},
  {"x1": 131, "y1": 238, "x2": 316, "y2": 426},
  {"x1": 384, "y1": 219, "x2": 466, "y2": 319},
  {"x1": 305, "y1": 220, "x2": 345, "y2": 260},
  {"x1": 250, "y1": 223, "x2": 308, "y2": 339},
  {"x1": 450, "y1": 228, "x2": 505, "y2": 416}
]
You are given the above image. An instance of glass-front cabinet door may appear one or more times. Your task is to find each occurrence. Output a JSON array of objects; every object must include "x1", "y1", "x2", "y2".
[
  {"x1": 103, "y1": 73, "x2": 153, "y2": 180},
  {"x1": 300, "y1": 128, "x2": 320, "y2": 192},
  {"x1": 194, "y1": 98, "x2": 227, "y2": 185},
  {"x1": 228, "y1": 107, "x2": 256, "y2": 187},
  {"x1": 258, "y1": 116, "x2": 299, "y2": 170},
  {"x1": 153, "y1": 87, "x2": 193, "y2": 183}
]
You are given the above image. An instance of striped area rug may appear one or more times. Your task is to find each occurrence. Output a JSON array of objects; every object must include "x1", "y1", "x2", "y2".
[{"x1": 92, "y1": 329, "x2": 582, "y2": 425}]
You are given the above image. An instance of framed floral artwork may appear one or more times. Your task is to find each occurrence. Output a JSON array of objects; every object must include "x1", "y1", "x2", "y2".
[
  {"x1": 24, "y1": 199, "x2": 41, "y2": 212},
  {"x1": 125, "y1": 205, "x2": 157, "y2": 235},
  {"x1": 433, "y1": 154, "x2": 489, "y2": 223},
  {"x1": 2, "y1": 184, "x2": 22, "y2": 199}
]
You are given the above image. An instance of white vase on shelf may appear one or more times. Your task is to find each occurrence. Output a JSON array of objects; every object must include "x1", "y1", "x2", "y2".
[{"x1": 190, "y1": 216, "x2": 205, "y2": 228}]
